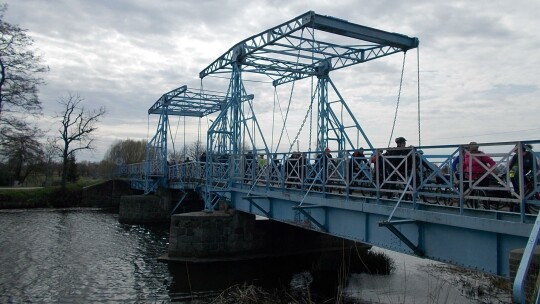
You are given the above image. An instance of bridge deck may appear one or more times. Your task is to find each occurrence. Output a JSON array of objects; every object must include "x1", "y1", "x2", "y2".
[{"x1": 122, "y1": 141, "x2": 540, "y2": 276}]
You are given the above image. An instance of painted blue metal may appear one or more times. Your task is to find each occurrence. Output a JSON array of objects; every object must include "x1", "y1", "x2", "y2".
[
  {"x1": 199, "y1": 11, "x2": 419, "y2": 85},
  {"x1": 125, "y1": 143, "x2": 540, "y2": 278},
  {"x1": 513, "y1": 212, "x2": 540, "y2": 303},
  {"x1": 122, "y1": 11, "x2": 540, "y2": 303},
  {"x1": 142, "y1": 86, "x2": 231, "y2": 193}
]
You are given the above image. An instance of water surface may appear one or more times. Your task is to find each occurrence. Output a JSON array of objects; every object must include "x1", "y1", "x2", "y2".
[{"x1": 0, "y1": 208, "x2": 511, "y2": 303}]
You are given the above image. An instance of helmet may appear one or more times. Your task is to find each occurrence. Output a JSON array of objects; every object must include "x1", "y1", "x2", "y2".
[{"x1": 395, "y1": 137, "x2": 407, "y2": 144}]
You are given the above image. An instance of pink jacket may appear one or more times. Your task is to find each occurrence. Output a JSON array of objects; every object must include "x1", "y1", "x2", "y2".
[{"x1": 463, "y1": 152, "x2": 496, "y2": 179}]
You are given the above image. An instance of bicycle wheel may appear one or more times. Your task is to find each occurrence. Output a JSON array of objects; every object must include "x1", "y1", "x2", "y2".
[
  {"x1": 485, "y1": 199, "x2": 507, "y2": 210},
  {"x1": 465, "y1": 189, "x2": 486, "y2": 209},
  {"x1": 437, "y1": 188, "x2": 455, "y2": 206},
  {"x1": 422, "y1": 188, "x2": 438, "y2": 204},
  {"x1": 526, "y1": 192, "x2": 540, "y2": 214}
]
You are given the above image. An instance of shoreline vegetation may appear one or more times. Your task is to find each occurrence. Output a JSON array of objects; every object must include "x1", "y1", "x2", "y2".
[{"x1": 0, "y1": 180, "x2": 103, "y2": 209}]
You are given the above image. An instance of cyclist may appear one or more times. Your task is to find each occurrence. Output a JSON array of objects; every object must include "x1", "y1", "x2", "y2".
[
  {"x1": 509, "y1": 143, "x2": 538, "y2": 195},
  {"x1": 384, "y1": 137, "x2": 415, "y2": 181},
  {"x1": 349, "y1": 148, "x2": 368, "y2": 194},
  {"x1": 462, "y1": 142, "x2": 496, "y2": 187}
]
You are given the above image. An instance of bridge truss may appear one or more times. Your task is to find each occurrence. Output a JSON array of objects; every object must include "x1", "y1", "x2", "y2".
[
  {"x1": 123, "y1": 11, "x2": 539, "y2": 302},
  {"x1": 199, "y1": 11, "x2": 419, "y2": 210},
  {"x1": 140, "y1": 85, "x2": 229, "y2": 193}
]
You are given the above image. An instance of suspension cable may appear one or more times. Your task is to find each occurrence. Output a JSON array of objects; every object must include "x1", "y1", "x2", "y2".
[
  {"x1": 173, "y1": 115, "x2": 181, "y2": 149},
  {"x1": 274, "y1": 27, "x2": 305, "y2": 153},
  {"x1": 288, "y1": 94, "x2": 315, "y2": 153},
  {"x1": 198, "y1": 79, "x2": 204, "y2": 154},
  {"x1": 271, "y1": 87, "x2": 276, "y2": 152},
  {"x1": 387, "y1": 52, "x2": 407, "y2": 148},
  {"x1": 146, "y1": 114, "x2": 150, "y2": 143},
  {"x1": 168, "y1": 118, "x2": 176, "y2": 158},
  {"x1": 183, "y1": 115, "x2": 186, "y2": 159},
  {"x1": 417, "y1": 47, "x2": 421, "y2": 147},
  {"x1": 308, "y1": 27, "x2": 315, "y2": 153},
  {"x1": 272, "y1": 86, "x2": 291, "y2": 153},
  {"x1": 308, "y1": 76, "x2": 314, "y2": 153}
]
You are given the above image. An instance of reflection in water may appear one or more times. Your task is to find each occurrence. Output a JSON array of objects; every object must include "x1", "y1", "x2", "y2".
[
  {"x1": 0, "y1": 209, "x2": 173, "y2": 303},
  {"x1": 0, "y1": 209, "x2": 511, "y2": 303},
  {"x1": 344, "y1": 249, "x2": 512, "y2": 303}
]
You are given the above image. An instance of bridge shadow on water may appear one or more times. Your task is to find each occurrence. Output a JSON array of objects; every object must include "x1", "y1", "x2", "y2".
[{"x1": 164, "y1": 244, "x2": 392, "y2": 302}]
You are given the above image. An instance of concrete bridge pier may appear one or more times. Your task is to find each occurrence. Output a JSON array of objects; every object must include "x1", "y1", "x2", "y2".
[
  {"x1": 118, "y1": 189, "x2": 172, "y2": 224},
  {"x1": 168, "y1": 209, "x2": 263, "y2": 258},
  {"x1": 165, "y1": 208, "x2": 369, "y2": 262}
]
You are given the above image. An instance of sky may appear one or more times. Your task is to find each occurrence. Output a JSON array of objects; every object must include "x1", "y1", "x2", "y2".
[{"x1": 4, "y1": 0, "x2": 540, "y2": 162}]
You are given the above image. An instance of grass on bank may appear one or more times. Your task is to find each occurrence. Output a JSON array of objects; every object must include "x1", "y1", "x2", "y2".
[{"x1": 0, "y1": 178, "x2": 107, "y2": 208}]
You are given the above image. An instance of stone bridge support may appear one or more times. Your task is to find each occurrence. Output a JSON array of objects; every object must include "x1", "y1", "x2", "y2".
[{"x1": 119, "y1": 190, "x2": 172, "y2": 224}]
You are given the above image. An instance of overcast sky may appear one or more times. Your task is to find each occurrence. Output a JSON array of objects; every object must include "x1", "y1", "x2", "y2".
[{"x1": 4, "y1": 0, "x2": 540, "y2": 162}]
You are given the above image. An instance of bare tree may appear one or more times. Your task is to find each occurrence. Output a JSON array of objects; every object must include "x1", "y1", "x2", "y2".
[
  {"x1": 0, "y1": 123, "x2": 43, "y2": 185},
  {"x1": 100, "y1": 139, "x2": 146, "y2": 175},
  {"x1": 168, "y1": 147, "x2": 185, "y2": 163},
  {"x1": 42, "y1": 137, "x2": 58, "y2": 186},
  {"x1": 187, "y1": 140, "x2": 205, "y2": 161},
  {"x1": 104, "y1": 139, "x2": 147, "y2": 164},
  {"x1": 0, "y1": 5, "x2": 48, "y2": 184},
  {"x1": 0, "y1": 4, "x2": 48, "y2": 120},
  {"x1": 56, "y1": 93, "x2": 105, "y2": 189}
]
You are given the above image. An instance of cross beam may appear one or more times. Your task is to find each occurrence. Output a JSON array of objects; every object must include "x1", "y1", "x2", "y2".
[
  {"x1": 199, "y1": 11, "x2": 419, "y2": 85},
  {"x1": 148, "y1": 85, "x2": 228, "y2": 117}
]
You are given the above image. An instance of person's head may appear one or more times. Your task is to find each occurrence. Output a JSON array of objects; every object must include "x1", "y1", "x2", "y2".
[
  {"x1": 395, "y1": 137, "x2": 407, "y2": 147},
  {"x1": 468, "y1": 142, "x2": 479, "y2": 153},
  {"x1": 325, "y1": 147, "x2": 331, "y2": 154}
]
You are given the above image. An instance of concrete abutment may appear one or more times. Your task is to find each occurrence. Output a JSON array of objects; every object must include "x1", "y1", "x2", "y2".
[
  {"x1": 119, "y1": 192, "x2": 171, "y2": 224},
  {"x1": 165, "y1": 209, "x2": 368, "y2": 262}
]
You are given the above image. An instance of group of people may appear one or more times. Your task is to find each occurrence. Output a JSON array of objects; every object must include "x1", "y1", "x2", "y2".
[
  {"x1": 184, "y1": 140, "x2": 537, "y2": 198},
  {"x1": 450, "y1": 141, "x2": 538, "y2": 196}
]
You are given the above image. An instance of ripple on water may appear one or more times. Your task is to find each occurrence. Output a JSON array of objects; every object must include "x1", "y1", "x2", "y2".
[{"x1": 0, "y1": 209, "x2": 173, "y2": 303}]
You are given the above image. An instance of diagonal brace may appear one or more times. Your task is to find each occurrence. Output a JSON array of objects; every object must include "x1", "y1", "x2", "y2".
[
  {"x1": 293, "y1": 205, "x2": 327, "y2": 232},
  {"x1": 379, "y1": 220, "x2": 424, "y2": 257},
  {"x1": 170, "y1": 191, "x2": 187, "y2": 215},
  {"x1": 243, "y1": 196, "x2": 271, "y2": 218}
]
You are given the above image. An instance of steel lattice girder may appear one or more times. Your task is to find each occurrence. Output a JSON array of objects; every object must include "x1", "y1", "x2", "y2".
[
  {"x1": 147, "y1": 85, "x2": 230, "y2": 117},
  {"x1": 199, "y1": 10, "x2": 419, "y2": 85}
]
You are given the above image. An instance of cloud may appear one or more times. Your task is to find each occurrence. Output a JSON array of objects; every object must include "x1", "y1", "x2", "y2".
[{"x1": 4, "y1": 0, "x2": 540, "y2": 161}]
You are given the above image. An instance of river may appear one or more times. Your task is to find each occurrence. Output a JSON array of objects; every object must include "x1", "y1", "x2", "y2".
[{"x1": 0, "y1": 208, "x2": 511, "y2": 303}]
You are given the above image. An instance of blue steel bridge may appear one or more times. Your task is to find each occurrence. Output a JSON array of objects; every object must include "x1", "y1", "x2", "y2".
[{"x1": 120, "y1": 11, "x2": 539, "y2": 302}]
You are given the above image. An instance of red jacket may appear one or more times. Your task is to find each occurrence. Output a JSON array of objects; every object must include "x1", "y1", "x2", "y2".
[{"x1": 463, "y1": 151, "x2": 495, "y2": 179}]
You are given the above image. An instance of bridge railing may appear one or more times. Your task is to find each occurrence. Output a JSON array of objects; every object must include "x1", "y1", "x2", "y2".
[
  {"x1": 198, "y1": 141, "x2": 540, "y2": 217},
  {"x1": 123, "y1": 140, "x2": 540, "y2": 216},
  {"x1": 125, "y1": 162, "x2": 145, "y2": 179}
]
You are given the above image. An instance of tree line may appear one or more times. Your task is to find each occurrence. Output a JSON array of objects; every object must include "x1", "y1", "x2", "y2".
[
  {"x1": 0, "y1": 5, "x2": 208, "y2": 188},
  {"x1": 0, "y1": 4, "x2": 107, "y2": 189}
]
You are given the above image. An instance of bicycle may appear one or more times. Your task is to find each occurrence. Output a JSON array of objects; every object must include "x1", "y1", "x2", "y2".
[
  {"x1": 524, "y1": 173, "x2": 540, "y2": 214},
  {"x1": 464, "y1": 188, "x2": 486, "y2": 209}
]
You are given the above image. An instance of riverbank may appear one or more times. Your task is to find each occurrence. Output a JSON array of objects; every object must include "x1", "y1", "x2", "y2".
[
  {"x1": 0, "y1": 184, "x2": 85, "y2": 208},
  {"x1": 0, "y1": 179, "x2": 115, "y2": 209},
  {"x1": 0, "y1": 179, "x2": 142, "y2": 210}
]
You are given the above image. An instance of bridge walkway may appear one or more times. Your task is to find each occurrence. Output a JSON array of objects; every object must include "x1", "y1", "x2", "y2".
[{"x1": 122, "y1": 140, "x2": 540, "y2": 280}]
